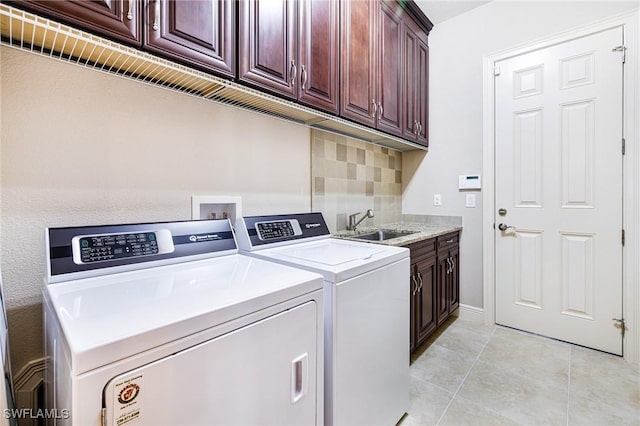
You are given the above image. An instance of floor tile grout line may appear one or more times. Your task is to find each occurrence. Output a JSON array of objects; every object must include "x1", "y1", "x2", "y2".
[{"x1": 434, "y1": 325, "x2": 498, "y2": 425}]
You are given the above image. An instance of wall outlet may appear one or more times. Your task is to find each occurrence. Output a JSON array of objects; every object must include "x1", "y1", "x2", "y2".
[
  {"x1": 466, "y1": 194, "x2": 476, "y2": 208},
  {"x1": 433, "y1": 194, "x2": 442, "y2": 206}
]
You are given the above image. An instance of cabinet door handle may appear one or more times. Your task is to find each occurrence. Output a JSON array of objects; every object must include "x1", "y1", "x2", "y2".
[
  {"x1": 290, "y1": 60, "x2": 297, "y2": 86},
  {"x1": 127, "y1": 0, "x2": 133, "y2": 20},
  {"x1": 152, "y1": 0, "x2": 160, "y2": 31},
  {"x1": 411, "y1": 274, "x2": 418, "y2": 295},
  {"x1": 414, "y1": 120, "x2": 419, "y2": 135},
  {"x1": 371, "y1": 101, "x2": 377, "y2": 118},
  {"x1": 417, "y1": 121, "x2": 423, "y2": 136},
  {"x1": 378, "y1": 103, "x2": 384, "y2": 119},
  {"x1": 300, "y1": 64, "x2": 307, "y2": 90},
  {"x1": 451, "y1": 257, "x2": 455, "y2": 272},
  {"x1": 417, "y1": 272, "x2": 423, "y2": 292},
  {"x1": 446, "y1": 257, "x2": 452, "y2": 274}
]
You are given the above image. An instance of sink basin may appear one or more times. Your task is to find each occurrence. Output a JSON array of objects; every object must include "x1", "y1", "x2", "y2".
[{"x1": 352, "y1": 230, "x2": 416, "y2": 241}]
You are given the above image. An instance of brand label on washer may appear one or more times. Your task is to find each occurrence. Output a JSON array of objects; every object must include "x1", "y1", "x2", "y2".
[{"x1": 112, "y1": 374, "x2": 143, "y2": 425}]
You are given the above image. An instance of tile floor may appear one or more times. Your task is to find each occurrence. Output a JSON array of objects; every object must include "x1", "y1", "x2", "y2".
[{"x1": 403, "y1": 317, "x2": 640, "y2": 425}]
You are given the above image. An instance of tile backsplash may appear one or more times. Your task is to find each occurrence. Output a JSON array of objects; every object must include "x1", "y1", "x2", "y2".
[{"x1": 311, "y1": 129, "x2": 402, "y2": 232}]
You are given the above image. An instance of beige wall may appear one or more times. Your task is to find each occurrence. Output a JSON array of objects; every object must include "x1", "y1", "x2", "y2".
[
  {"x1": 403, "y1": 1, "x2": 640, "y2": 309},
  {"x1": 1, "y1": 47, "x2": 311, "y2": 374}
]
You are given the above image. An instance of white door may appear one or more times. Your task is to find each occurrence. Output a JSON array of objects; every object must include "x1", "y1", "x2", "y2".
[
  {"x1": 104, "y1": 301, "x2": 319, "y2": 426},
  {"x1": 494, "y1": 27, "x2": 624, "y2": 355}
]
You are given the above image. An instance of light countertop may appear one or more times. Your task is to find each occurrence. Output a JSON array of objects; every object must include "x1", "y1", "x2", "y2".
[{"x1": 333, "y1": 222, "x2": 462, "y2": 247}]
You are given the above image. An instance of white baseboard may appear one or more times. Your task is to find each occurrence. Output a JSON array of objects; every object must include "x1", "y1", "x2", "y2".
[{"x1": 456, "y1": 304, "x2": 485, "y2": 323}]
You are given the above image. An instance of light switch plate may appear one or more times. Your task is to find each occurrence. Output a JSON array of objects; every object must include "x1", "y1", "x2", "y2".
[
  {"x1": 434, "y1": 194, "x2": 442, "y2": 206},
  {"x1": 466, "y1": 194, "x2": 476, "y2": 208}
]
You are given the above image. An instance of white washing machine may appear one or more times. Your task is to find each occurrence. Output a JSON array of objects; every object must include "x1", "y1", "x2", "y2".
[
  {"x1": 44, "y1": 219, "x2": 324, "y2": 425},
  {"x1": 235, "y1": 213, "x2": 410, "y2": 426}
]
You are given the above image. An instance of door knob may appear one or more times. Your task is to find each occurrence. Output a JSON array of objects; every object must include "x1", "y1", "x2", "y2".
[{"x1": 498, "y1": 223, "x2": 515, "y2": 231}]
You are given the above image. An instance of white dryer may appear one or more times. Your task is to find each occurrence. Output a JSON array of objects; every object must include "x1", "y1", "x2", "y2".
[
  {"x1": 44, "y1": 219, "x2": 324, "y2": 425},
  {"x1": 235, "y1": 213, "x2": 410, "y2": 426}
]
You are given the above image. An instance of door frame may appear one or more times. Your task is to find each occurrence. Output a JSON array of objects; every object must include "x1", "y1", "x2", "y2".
[{"x1": 482, "y1": 11, "x2": 639, "y2": 367}]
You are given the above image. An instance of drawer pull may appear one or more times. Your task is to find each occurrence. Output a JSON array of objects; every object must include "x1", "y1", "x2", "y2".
[{"x1": 445, "y1": 238, "x2": 455, "y2": 243}]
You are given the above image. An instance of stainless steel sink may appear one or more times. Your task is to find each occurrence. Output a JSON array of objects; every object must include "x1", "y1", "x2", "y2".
[{"x1": 352, "y1": 230, "x2": 416, "y2": 241}]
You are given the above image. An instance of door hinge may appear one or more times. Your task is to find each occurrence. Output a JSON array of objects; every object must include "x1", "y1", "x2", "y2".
[
  {"x1": 622, "y1": 138, "x2": 626, "y2": 155},
  {"x1": 101, "y1": 408, "x2": 106, "y2": 426},
  {"x1": 493, "y1": 63, "x2": 501, "y2": 76},
  {"x1": 612, "y1": 45, "x2": 626, "y2": 63},
  {"x1": 622, "y1": 229, "x2": 625, "y2": 246},
  {"x1": 612, "y1": 318, "x2": 626, "y2": 338}
]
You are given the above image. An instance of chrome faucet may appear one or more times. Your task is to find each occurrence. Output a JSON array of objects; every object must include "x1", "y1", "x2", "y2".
[{"x1": 348, "y1": 209, "x2": 375, "y2": 231}]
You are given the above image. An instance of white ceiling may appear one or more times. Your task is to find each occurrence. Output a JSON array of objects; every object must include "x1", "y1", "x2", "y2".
[{"x1": 414, "y1": 0, "x2": 491, "y2": 25}]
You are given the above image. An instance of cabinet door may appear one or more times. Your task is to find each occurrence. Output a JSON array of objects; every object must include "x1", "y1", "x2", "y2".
[
  {"x1": 402, "y1": 16, "x2": 429, "y2": 145},
  {"x1": 409, "y1": 264, "x2": 417, "y2": 353},
  {"x1": 340, "y1": 0, "x2": 377, "y2": 127},
  {"x1": 415, "y1": 255, "x2": 437, "y2": 347},
  {"x1": 13, "y1": 0, "x2": 141, "y2": 45},
  {"x1": 145, "y1": 0, "x2": 235, "y2": 77},
  {"x1": 402, "y1": 19, "x2": 419, "y2": 141},
  {"x1": 377, "y1": 1, "x2": 403, "y2": 137},
  {"x1": 238, "y1": 0, "x2": 297, "y2": 98},
  {"x1": 298, "y1": 0, "x2": 339, "y2": 114},
  {"x1": 448, "y1": 246, "x2": 460, "y2": 312},
  {"x1": 416, "y1": 37, "x2": 429, "y2": 145},
  {"x1": 437, "y1": 254, "x2": 450, "y2": 325}
]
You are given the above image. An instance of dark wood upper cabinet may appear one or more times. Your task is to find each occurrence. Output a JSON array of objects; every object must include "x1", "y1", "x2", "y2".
[
  {"x1": 12, "y1": 0, "x2": 432, "y2": 147},
  {"x1": 239, "y1": 0, "x2": 339, "y2": 113},
  {"x1": 298, "y1": 0, "x2": 339, "y2": 114},
  {"x1": 402, "y1": 12, "x2": 429, "y2": 145},
  {"x1": 11, "y1": 0, "x2": 142, "y2": 46},
  {"x1": 340, "y1": 0, "x2": 377, "y2": 127},
  {"x1": 145, "y1": 0, "x2": 235, "y2": 78},
  {"x1": 341, "y1": 0, "x2": 404, "y2": 136},
  {"x1": 377, "y1": 1, "x2": 403, "y2": 137},
  {"x1": 238, "y1": 0, "x2": 298, "y2": 98}
]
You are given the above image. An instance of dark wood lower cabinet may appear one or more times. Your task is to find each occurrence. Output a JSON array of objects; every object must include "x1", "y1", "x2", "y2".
[{"x1": 408, "y1": 231, "x2": 460, "y2": 353}]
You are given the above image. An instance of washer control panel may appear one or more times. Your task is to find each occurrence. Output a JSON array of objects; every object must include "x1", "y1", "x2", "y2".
[
  {"x1": 235, "y1": 213, "x2": 330, "y2": 250},
  {"x1": 255, "y1": 220, "x2": 303, "y2": 241},
  {"x1": 72, "y1": 230, "x2": 174, "y2": 264}
]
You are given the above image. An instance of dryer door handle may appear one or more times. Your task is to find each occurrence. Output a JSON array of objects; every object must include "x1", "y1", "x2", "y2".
[{"x1": 291, "y1": 353, "x2": 309, "y2": 403}]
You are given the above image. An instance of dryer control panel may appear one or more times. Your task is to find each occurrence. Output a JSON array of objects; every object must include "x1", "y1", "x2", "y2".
[{"x1": 46, "y1": 219, "x2": 237, "y2": 283}]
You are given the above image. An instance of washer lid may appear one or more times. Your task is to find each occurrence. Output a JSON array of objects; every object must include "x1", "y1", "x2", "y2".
[
  {"x1": 45, "y1": 254, "x2": 323, "y2": 374},
  {"x1": 251, "y1": 238, "x2": 409, "y2": 282},
  {"x1": 277, "y1": 243, "x2": 387, "y2": 266}
]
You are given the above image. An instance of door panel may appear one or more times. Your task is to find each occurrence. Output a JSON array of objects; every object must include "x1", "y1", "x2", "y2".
[
  {"x1": 377, "y1": 1, "x2": 403, "y2": 137},
  {"x1": 298, "y1": 0, "x2": 339, "y2": 113},
  {"x1": 494, "y1": 27, "x2": 623, "y2": 355},
  {"x1": 415, "y1": 256, "x2": 437, "y2": 346},
  {"x1": 340, "y1": 0, "x2": 376, "y2": 126},
  {"x1": 104, "y1": 302, "x2": 318, "y2": 425},
  {"x1": 239, "y1": 0, "x2": 297, "y2": 98},
  {"x1": 145, "y1": 0, "x2": 235, "y2": 77}
]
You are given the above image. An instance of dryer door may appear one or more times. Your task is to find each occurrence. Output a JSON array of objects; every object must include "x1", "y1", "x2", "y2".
[{"x1": 103, "y1": 301, "x2": 319, "y2": 426}]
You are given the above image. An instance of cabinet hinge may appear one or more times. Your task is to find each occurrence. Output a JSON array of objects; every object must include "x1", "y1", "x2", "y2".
[
  {"x1": 493, "y1": 63, "x2": 501, "y2": 76},
  {"x1": 101, "y1": 408, "x2": 106, "y2": 426},
  {"x1": 622, "y1": 138, "x2": 626, "y2": 155},
  {"x1": 612, "y1": 317, "x2": 626, "y2": 338},
  {"x1": 612, "y1": 45, "x2": 626, "y2": 63},
  {"x1": 622, "y1": 229, "x2": 625, "y2": 246}
]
